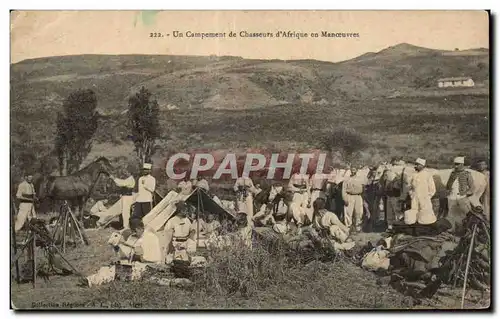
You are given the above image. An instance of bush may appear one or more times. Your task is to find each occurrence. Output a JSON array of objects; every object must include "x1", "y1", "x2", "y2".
[
  {"x1": 319, "y1": 127, "x2": 369, "y2": 163},
  {"x1": 198, "y1": 240, "x2": 291, "y2": 298}
]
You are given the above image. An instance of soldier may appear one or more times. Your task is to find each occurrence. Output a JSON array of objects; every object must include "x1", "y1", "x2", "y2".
[
  {"x1": 309, "y1": 171, "x2": 326, "y2": 207},
  {"x1": 406, "y1": 158, "x2": 437, "y2": 225},
  {"x1": 133, "y1": 163, "x2": 156, "y2": 219},
  {"x1": 233, "y1": 174, "x2": 259, "y2": 221},
  {"x1": 288, "y1": 171, "x2": 311, "y2": 228},
  {"x1": 476, "y1": 159, "x2": 490, "y2": 219},
  {"x1": 177, "y1": 176, "x2": 193, "y2": 195},
  {"x1": 342, "y1": 165, "x2": 365, "y2": 233},
  {"x1": 163, "y1": 201, "x2": 197, "y2": 264},
  {"x1": 445, "y1": 157, "x2": 473, "y2": 232},
  {"x1": 15, "y1": 171, "x2": 37, "y2": 232}
]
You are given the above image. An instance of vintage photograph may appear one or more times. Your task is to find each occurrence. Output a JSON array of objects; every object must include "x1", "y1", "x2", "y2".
[{"x1": 10, "y1": 10, "x2": 490, "y2": 310}]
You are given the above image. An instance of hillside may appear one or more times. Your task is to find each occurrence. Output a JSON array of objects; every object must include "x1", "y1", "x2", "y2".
[
  {"x1": 11, "y1": 43, "x2": 489, "y2": 112},
  {"x1": 10, "y1": 43, "x2": 490, "y2": 183}
]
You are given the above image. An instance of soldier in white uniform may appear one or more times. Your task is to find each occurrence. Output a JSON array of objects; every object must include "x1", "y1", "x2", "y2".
[
  {"x1": 233, "y1": 175, "x2": 259, "y2": 221},
  {"x1": 134, "y1": 163, "x2": 156, "y2": 219},
  {"x1": 309, "y1": 172, "x2": 326, "y2": 206},
  {"x1": 195, "y1": 176, "x2": 210, "y2": 193},
  {"x1": 177, "y1": 177, "x2": 193, "y2": 195},
  {"x1": 83, "y1": 218, "x2": 162, "y2": 287},
  {"x1": 15, "y1": 172, "x2": 37, "y2": 232},
  {"x1": 312, "y1": 198, "x2": 350, "y2": 243},
  {"x1": 406, "y1": 158, "x2": 437, "y2": 225},
  {"x1": 288, "y1": 172, "x2": 311, "y2": 227},
  {"x1": 342, "y1": 166, "x2": 366, "y2": 232},
  {"x1": 163, "y1": 201, "x2": 197, "y2": 264},
  {"x1": 109, "y1": 167, "x2": 136, "y2": 229}
]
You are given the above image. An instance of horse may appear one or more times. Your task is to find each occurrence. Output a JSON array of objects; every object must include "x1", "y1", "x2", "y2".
[{"x1": 35, "y1": 157, "x2": 114, "y2": 220}]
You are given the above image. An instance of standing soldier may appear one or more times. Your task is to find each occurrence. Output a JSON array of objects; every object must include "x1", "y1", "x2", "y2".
[
  {"x1": 476, "y1": 159, "x2": 490, "y2": 219},
  {"x1": 15, "y1": 172, "x2": 37, "y2": 232},
  {"x1": 309, "y1": 171, "x2": 326, "y2": 207},
  {"x1": 383, "y1": 157, "x2": 407, "y2": 230},
  {"x1": 288, "y1": 171, "x2": 311, "y2": 228},
  {"x1": 177, "y1": 176, "x2": 193, "y2": 195},
  {"x1": 342, "y1": 165, "x2": 365, "y2": 233},
  {"x1": 326, "y1": 163, "x2": 351, "y2": 220},
  {"x1": 406, "y1": 158, "x2": 437, "y2": 225},
  {"x1": 195, "y1": 176, "x2": 210, "y2": 193},
  {"x1": 134, "y1": 163, "x2": 156, "y2": 219},
  {"x1": 233, "y1": 174, "x2": 259, "y2": 221},
  {"x1": 445, "y1": 157, "x2": 474, "y2": 232},
  {"x1": 109, "y1": 167, "x2": 136, "y2": 229}
]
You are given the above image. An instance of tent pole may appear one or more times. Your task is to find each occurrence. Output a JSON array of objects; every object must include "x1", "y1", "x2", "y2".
[{"x1": 196, "y1": 190, "x2": 200, "y2": 248}]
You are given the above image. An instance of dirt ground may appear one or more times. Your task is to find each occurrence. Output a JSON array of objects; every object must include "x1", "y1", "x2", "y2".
[{"x1": 10, "y1": 226, "x2": 490, "y2": 310}]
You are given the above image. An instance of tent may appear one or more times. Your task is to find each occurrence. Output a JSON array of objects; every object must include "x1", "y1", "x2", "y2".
[
  {"x1": 143, "y1": 188, "x2": 236, "y2": 232},
  {"x1": 95, "y1": 197, "x2": 128, "y2": 227},
  {"x1": 96, "y1": 191, "x2": 165, "y2": 228}
]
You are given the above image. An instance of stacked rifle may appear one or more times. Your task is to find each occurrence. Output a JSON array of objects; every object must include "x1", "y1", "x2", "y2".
[{"x1": 422, "y1": 210, "x2": 490, "y2": 298}]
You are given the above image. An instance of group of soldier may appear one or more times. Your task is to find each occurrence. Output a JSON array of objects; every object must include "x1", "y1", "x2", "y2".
[{"x1": 14, "y1": 154, "x2": 490, "y2": 258}]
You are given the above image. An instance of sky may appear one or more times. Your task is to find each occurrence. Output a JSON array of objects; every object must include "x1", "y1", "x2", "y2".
[{"x1": 10, "y1": 10, "x2": 489, "y2": 63}]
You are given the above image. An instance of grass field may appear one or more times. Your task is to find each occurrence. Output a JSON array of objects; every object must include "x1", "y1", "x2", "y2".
[
  {"x1": 95, "y1": 93, "x2": 489, "y2": 168},
  {"x1": 11, "y1": 226, "x2": 489, "y2": 310}
]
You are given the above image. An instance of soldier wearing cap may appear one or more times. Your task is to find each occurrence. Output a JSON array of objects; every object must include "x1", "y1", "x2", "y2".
[
  {"x1": 163, "y1": 200, "x2": 197, "y2": 264},
  {"x1": 405, "y1": 158, "x2": 436, "y2": 225},
  {"x1": 233, "y1": 174, "x2": 259, "y2": 221},
  {"x1": 133, "y1": 163, "x2": 156, "y2": 219},
  {"x1": 177, "y1": 176, "x2": 193, "y2": 195},
  {"x1": 15, "y1": 171, "x2": 37, "y2": 232},
  {"x1": 341, "y1": 165, "x2": 366, "y2": 232},
  {"x1": 445, "y1": 156, "x2": 474, "y2": 232}
]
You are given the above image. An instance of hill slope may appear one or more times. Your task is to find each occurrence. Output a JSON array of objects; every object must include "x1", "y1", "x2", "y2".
[
  {"x1": 11, "y1": 43, "x2": 489, "y2": 112},
  {"x1": 10, "y1": 43, "x2": 490, "y2": 182}
]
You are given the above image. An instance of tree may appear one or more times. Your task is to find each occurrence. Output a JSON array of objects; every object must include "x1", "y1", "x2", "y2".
[
  {"x1": 54, "y1": 89, "x2": 99, "y2": 175},
  {"x1": 477, "y1": 62, "x2": 487, "y2": 70},
  {"x1": 127, "y1": 87, "x2": 161, "y2": 163},
  {"x1": 320, "y1": 127, "x2": 369, "y2": 163}
]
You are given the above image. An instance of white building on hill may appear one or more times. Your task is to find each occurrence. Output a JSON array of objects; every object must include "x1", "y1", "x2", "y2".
[{"x1": 437, "y1": 77, "x2": 475, "y2": 88}]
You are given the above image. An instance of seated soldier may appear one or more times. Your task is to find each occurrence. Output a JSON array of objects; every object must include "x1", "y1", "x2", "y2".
[
  {"x1": 89, "y1": 198, "x2": 109, "y2": 218},
  {"x1": 253, "y1": 203, "x2": 276, "y2": 226},
  {"x1": 206, "y1": 212, "x2": 253, "y2": 250},
  {"x1": 311, "y1": 198, "x2": 350, "y2": 243},
  {"x1": 163, "y1": 201, "x2": 197, "y2": 265},
  {"x1": 189, "y1": 211, "x2": 207, "y2": 239},
  {"x1": 205, "y1": 213, "x2": 222, "y2": 237},
  {"x1": 81, "y1": 218, "x2": 162, "y2": 287}
]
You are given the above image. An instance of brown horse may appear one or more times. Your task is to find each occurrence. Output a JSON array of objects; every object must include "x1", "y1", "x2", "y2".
[{"x1": 36, "y1": 157, "x2": 114, "y2": 219}]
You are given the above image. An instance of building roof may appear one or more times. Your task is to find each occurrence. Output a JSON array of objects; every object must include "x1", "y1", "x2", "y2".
[{"x1": 437, "y1": 77, "x2": 473, "y2": 82}]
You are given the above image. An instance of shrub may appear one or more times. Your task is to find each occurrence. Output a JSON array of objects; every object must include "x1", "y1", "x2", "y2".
[
  {"x1": 198, "y1": 240, "x2": 291, "y2": 298},
  {"x1": 319, "y1": 127, "x2": 369, "y2": 163}
]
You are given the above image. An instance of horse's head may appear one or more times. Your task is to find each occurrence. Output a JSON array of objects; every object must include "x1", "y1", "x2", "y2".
[{"x1": 94, "y1": 157, "x2": 114, "y2": 175}]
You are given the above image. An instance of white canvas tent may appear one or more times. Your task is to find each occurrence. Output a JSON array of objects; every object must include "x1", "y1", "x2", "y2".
[
  {"x1": 95, "y1": 195, "x2": 137, "y2": 227},
  {"x1": 95, "y1": 191, "x2": 165, "y2": 228},
  {"x1": 143, "y1": 188, "x2": 236, "y2": 232}
]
